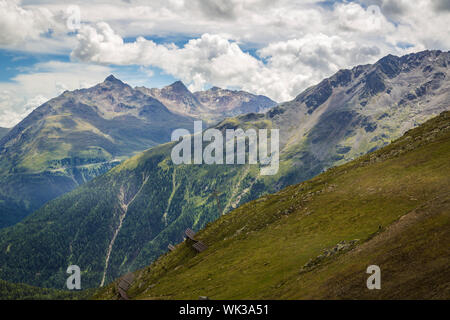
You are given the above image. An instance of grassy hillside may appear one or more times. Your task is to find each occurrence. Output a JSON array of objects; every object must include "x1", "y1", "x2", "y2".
[
  {"x1": 94, "y1": 111, "x2": 450, "y2": 300},
  {"x1": 0, "y1": 279, "x2": 93, "y2": 300}
]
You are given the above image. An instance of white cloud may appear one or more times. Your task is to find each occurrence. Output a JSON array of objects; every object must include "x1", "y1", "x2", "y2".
[
  {"x1": 0, "y1": 0, "x2": 70, "y2": 45},
  {"x1": 384, "y1": 1, "x2": 450, "y2": 50},
  {"x1": 0, "y1": 0, "x2": 77, "y2": 53},
  {"x1": 21, "y1": 1, "x2": 448, "y2": 48},
  {"x1": 23, "y1": 94, "x2": 48, "y2": 110},
  {"x1": 0, "y1": 0, "x2": 51, "y2": 45},
  {"x1": 333, "y1": 2, "x2": 394, "y2": 34},
  {"x1": 138, "y1": 66, "x2": 154, "y2": 78},
  {"x1": 257, "y1": 34, "x2": 381, "y2": 100},
  {"x1": 7, "y1": 0, "x2": 449, "y2": 52},
  {"x1": 72, "y1": 24, "x2": 264, "y2": 91}
]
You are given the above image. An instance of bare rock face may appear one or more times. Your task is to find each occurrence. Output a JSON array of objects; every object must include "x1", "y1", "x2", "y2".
[
  {"x1": 137, "y1": 81, "x2": 204, "y2": 116},
  {"x1": 194, "y1": 86, "x2": 276, "y2": 117},
  {"x1": 269, "y1": 50, "x2": 450, "y2": 176},
  {"x1": 138, "y1": 82, "x2": 276, "y2": 122}
]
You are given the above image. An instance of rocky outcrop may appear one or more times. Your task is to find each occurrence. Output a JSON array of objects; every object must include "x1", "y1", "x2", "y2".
[
  {"x1": 300, "y1": 240, "x2": 360, "y2": 273},
  {"x1": 138, "y1": 82, "x2": 276, "y2": 121}
]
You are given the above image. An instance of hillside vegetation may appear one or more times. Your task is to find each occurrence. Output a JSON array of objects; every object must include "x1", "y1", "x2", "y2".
[
  {"x1": 0, "y1": 279, "x2": 93, "y2": 300},
  {"x1": 95, "y1": 111, "x2": 450, "y2": 300}
]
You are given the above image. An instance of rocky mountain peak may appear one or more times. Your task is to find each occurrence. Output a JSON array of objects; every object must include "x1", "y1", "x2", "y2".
[
  {"x1": 375, "y1": 54, "x2": 402, "y2": 78},
  {"x1": 293, "y1": 50, "x2": 449, "y2": 114},
  {"x1": 91, "y1": 74, "x2": 131, "y2": 94},
  {"x1": 104, "y1": 74, "x2": 124, "y2": 84},
  {"x1": 165, "y1": 80, "x2": 190, "y2": 94}
]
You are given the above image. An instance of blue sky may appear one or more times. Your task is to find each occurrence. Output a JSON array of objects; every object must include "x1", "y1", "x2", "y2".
[{"x1": 0, "y1": 0, "x2": 449, "y2": 127}]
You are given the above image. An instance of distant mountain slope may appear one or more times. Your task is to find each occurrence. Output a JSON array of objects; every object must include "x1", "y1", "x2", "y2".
[
  {"x1": 0, "y1": 128, "x2": 9, "y2": 140},
  {"x1": 137, "y1": 81, "x2": 206, "y2": 117},
  {"x1": 194, "y1": 86, "x2": 276, "y2": 118},
  {"x1": 137, "y1": 81, "x2": 277, "y2": 122},
  {"x1": 95, "y1": 111, "x2": 450, "y2": 300},
  {"x1": 0, "y1": 75, "x2": 195, "y2": 228},
  {"x1": 0, "y1": 50, "x2": 448, "y2": 289}
]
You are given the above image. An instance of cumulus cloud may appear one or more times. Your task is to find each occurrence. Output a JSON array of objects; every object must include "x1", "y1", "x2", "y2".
[
  {"x1": 0, "y1": 0, "x2": 78, "y2": 53},
  {"x1": 11, "y1": 1, "x2": 450, "y2": 50},
  {"x1": 333, "y1": 2, "x2": 394, "y2": 33},
  {"x1": 0, "y1": 90, "x2": 24, "y2": 128},
  {"x1": 193, "y1": 0, "x2": 242, "y2": 20},
  {"x1": 380, "y1": 0, "x2": 450, "y2": 50},
  {"x1": 23, "y1": 94, "x2": 48, "y2": 110},
  {"x1": 258, "y1": 34, "x2": 381, "y2": 99},
  {"x1": 72, "y1": 24, "x2": 264, "y2": 92},
  {"x1": 0, "y1": 0, "x2": 58, "y2": 45},
  {"x1": 433, "y1": 0, "x2": 450, "y2": 12}
]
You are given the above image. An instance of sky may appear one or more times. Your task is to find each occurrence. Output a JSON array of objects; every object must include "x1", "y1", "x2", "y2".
[{"x1": 0, "y1": 0, "x2": 449, "y2": 127}]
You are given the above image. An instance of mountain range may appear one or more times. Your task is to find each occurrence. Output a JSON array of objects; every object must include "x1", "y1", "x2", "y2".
[
  {"x1": 0, "y1": 77, "x2": 275, "y2": 228},
  {"x1": 137, "y1": 81, "x2": 276, "y2": 122},
  {"x1": 0, "y1": 50, "x2": 448, "y2": 289}
]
